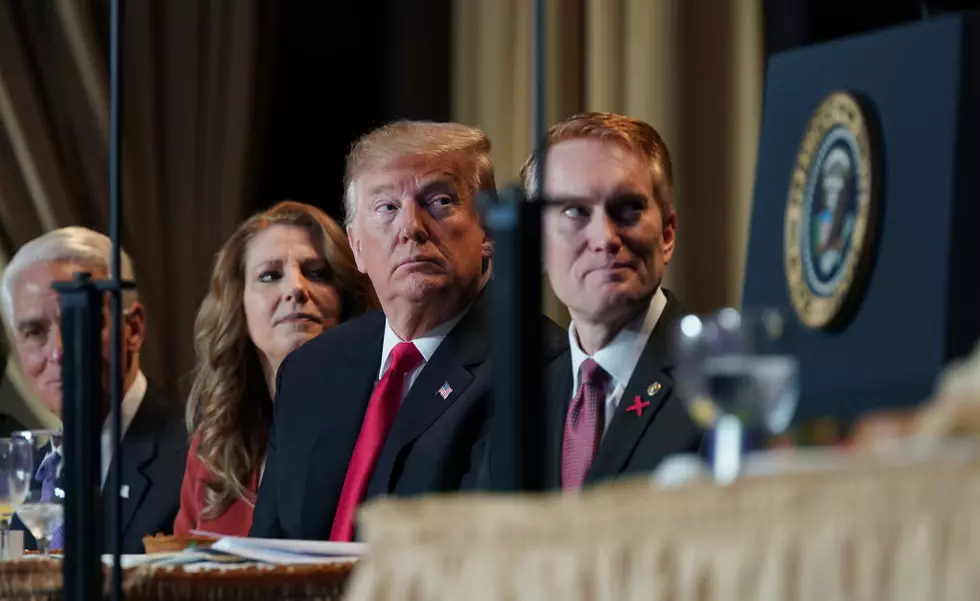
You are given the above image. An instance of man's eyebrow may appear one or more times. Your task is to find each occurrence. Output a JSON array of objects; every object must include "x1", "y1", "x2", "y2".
[
  {"x1": 365, "y1": 184, "x2": 396, "y2": 197},
  {"x1": 419, "y1": 178, "x2": 457, "y2": 194},
  {"x1": 15, "y1": 317, "x2": 46, "y2": 333},
  {"x1": 608, "y1": 187, "x2": 649, "y2": 199},
  {"x1": 365, "y1": 174, "x2": 457, "y2": 199},
  {"x1": 544, "y1": 194, "x2": 594, "y2": 206}
]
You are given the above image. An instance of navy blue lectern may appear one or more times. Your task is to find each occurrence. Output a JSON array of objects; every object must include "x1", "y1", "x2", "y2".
[{"x1": 743, "y1": 13, "x2": 980, "y2": 422}]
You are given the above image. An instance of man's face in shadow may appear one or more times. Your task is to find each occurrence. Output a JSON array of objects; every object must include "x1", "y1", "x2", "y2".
[{"x1": 10, "y1": 260, "x2": 145, "y2": 417}]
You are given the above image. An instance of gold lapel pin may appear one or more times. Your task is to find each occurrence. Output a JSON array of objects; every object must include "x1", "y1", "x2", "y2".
[{"x1": 647, "y1": 382, "x2": 662, "y2": 396}]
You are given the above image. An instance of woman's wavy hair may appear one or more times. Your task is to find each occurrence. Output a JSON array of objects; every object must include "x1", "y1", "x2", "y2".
[{"x1": 186, "y1": 200, "x2": 377, "y2": 519}]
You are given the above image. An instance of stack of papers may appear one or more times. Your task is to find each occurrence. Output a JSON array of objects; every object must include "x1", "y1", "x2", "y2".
[
  {"x1": 101, "y1": 536, "x2": 366, "y2": 568},
  {"x1": 208, "y1": 536, "x2": 366, "y2": 565}
]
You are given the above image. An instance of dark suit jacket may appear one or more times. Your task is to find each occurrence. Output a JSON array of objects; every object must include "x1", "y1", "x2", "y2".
[
  {"x1": 479, "y1": 290, "x2": 703, "y2": 490},
  {"x1": 250, "y1": 286, "x2": 567, "y2": 540},
  {"x1": 0, "y1": 413, "x2": 26, "y2": 437},
  {"x1": 11, "y1": 382, "x2": 188, "y2": 554}
]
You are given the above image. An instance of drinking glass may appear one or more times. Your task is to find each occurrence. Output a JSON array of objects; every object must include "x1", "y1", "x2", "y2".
[
  {"x1": 0, "y1": 438, "x2": 25, "y2": 559},
  {"x1": 9, "y1": 430, "x2": 64, "y2": 556},
  {"x1": 673, "y1": 307, "x2": 800, "y2": 484}
]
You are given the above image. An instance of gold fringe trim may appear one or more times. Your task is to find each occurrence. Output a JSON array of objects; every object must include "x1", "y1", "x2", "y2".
[{"x1": 347, "y1": 459, "x2": 980, "y2": 601}]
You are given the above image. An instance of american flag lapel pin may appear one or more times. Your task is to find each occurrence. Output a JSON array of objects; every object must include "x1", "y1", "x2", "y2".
[{"x1": 437, "y1": 381, "x2": 453, "y2": 400}]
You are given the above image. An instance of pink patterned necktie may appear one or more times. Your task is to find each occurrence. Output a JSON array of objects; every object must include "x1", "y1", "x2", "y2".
[{"x1": 561, "y1": 359, "x2": 608, "y2": 491}]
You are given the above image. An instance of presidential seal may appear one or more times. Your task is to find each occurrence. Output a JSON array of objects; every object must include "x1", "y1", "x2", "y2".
[{"x1": 784, "y1": 91, "x2": 881, "y2": 331}]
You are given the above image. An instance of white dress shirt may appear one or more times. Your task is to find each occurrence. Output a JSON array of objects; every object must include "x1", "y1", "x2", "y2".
[
  {"x1": 568, "y1": 288, "x2": 667, "y2": 435},
  {"x1": 377, "y1": 309, "x2": 469, "y2": 402},
  {"x1": 99, "y1": 370, "x2": 147, "y2": 487}
]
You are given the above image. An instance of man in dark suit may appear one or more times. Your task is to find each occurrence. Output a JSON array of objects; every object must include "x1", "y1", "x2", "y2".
[
  {"x1": 1, "y1": 227, "x2": 187, "y2": 553},
  {"x1": 480, "y1": 112, "x2": 703, "y2": 491},
  {"x1": 250, "y1": 121, "x2": 566, "y2": 541}
]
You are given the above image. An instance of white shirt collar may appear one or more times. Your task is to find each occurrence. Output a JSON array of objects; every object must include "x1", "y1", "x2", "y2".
[
  {"x1": 54, "y1": 370, "x2": 146, "y2": 440},
  {"x1": 378, "y1": 309, "x2": 469, "y2": 380},
  {"x1": 49, "y1": 370, "x2": 147, "y2": 484},
  {"x1": 569, "y1": 288, "x2": 667, "y2": 394},
  {"x1": 99, "y1": 370, "x2": 148, "y2": 485},
  {"x1": 104, "y1": 370, "x2": 147, "y2": 433}
]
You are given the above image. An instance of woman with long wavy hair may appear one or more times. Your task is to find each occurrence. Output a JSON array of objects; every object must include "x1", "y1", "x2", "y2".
[{"x1": 174, "y1": 200, "x2": 376, "y2": 536}]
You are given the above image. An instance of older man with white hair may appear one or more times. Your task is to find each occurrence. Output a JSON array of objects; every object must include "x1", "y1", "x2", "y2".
[{"x1": 1, "y1": 226, "x2": 187, "y2": 554}]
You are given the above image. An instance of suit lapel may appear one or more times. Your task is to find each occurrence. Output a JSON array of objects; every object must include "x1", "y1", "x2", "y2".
[
  {"x1": 369, "y1": 287, "x2": 491, "y2": 494},
  {"x1": 301, "y1": 320, "x2": 383, "y2": 535},
  {"x1": 104, "y1": 389, "x2": 160, "y2": 548},
  {"x1": 585, "y1": 292, "x2": 685, "y2": 484},
  {"x1": 544, "y1": 351, "x2": 572, "y2": 489}
]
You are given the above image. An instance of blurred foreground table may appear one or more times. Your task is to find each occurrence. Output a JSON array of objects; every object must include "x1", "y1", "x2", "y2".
[{"x1": 346, "y1": 446, "x2": 980, "y2": 601}]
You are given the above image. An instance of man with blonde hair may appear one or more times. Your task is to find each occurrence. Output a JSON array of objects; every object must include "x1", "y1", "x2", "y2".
[
  {"x1": 251, "y1": 120, "x2": 566, "y2": 541},
  {"x1": 479, "y1": 112, "x2": 702, "y2": 492},
  {"x1": 1, "y1": 226, "x2": 187, "y2": 553}
]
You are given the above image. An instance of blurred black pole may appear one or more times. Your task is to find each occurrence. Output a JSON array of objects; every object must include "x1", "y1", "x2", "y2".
[
  {"x1": 106, "y1": 0, "x2": 126, "y2": 599},
  {"x1": 55, "y1": 274, "x2": 102, "y2": 601},
  {"x1": 58, "y1": 0, "x2": 130, "y2": 598},
  {"x1": 481, "y1": 0, "x2": 548, "y2": 492},
  {"x1": 483, "y1": 187, "x2": 543, "y2": 491}
]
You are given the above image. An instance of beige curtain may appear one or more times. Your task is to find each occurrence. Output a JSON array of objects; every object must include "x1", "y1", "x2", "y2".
[
  {"x1": 0, "y1": 0, "x2": 273, "y2": 426},
  {"x1": 453, "y1": 0, "x2": 763, "y2": 323},
  {"x1": 453, "y1": 0, "x2": 584, "y2": 325}
]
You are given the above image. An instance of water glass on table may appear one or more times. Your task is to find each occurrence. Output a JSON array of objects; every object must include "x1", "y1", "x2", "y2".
[
  {"x1": 9, "y1": 430, "x2": 65, "y2": 556},
  {"x1": 672, "y1": 308, "x2": 800, "y2": 484},
  {"x1": 1, "y1": 438, "x2": 26, "y2": 559}
]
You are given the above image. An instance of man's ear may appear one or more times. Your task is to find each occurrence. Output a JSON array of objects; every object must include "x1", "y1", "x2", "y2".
[
  {"x1": 124, "y1": 302, "x2": 146, "y2": 353},
  {"x1": 472, "y1": 187, "x2": 495, "y2": 260},
  {"x1": 347, "y1": 224, "x2": 367, "y2": 274},
  {"x1": 662, "y1": 212, "x2": 677, "y2": 265},
  {"x1": 480, "y1": 229, "x2": 494, "y2": 274}
]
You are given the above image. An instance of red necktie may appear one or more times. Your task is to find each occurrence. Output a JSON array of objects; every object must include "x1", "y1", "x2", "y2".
[
  {"x1": 561, "y1": 359, "x2": 608, "y2": 491},
  {"x1": 330, "y1": 341, "x2": 423, "y2": 541}
]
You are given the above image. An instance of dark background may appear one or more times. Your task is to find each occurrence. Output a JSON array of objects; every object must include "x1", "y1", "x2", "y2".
[
  {"x1": 254, "y1": 0, "x2": 453, "y2": 223},
  {"x1": 763, "y1": 0, "x2": 980, "y2": 57}
]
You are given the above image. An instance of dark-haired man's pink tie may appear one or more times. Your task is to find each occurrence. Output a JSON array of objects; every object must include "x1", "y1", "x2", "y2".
[{"x1": 561, "y1": 358, "x2": 608, "y2": 491}]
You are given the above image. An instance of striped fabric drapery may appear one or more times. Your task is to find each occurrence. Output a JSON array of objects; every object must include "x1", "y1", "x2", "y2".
[
  {"x1": 0, "y1": 0, "x2": 274, "y2": 426},
  {"x1": 451, "y1": 0, "x2": 764, "y2": 325}
]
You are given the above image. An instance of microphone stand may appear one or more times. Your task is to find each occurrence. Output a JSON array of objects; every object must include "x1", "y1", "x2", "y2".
[
  {"x1": 60, "y1": 0, "x2": 132, "y2": 599},
  {"x1": 104, "y1": 0, "x2": 129, "y2": 598},
  {"x1": 481, "y1": 0, "x2": 549, "y2": 492}
]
